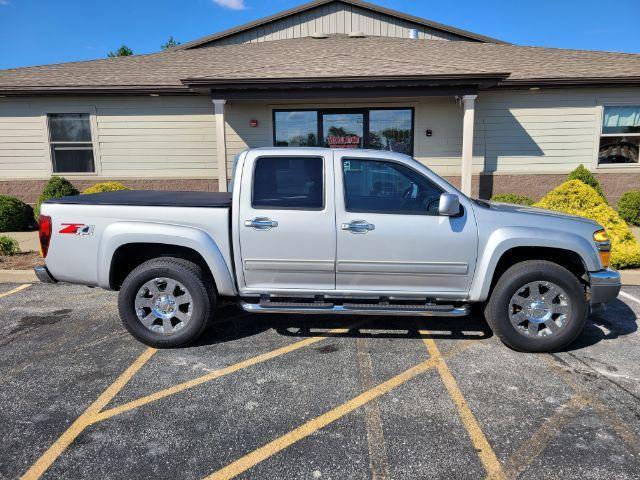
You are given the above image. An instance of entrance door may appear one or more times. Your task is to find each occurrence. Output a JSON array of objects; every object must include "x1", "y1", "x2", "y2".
[
  {"x1": 334, "y1": 152, "x2": 478, "y2": 296},
  {"x1": 322, "y1": 112, "x2": 364, "y2": 149},
  {"x1": 238, "y1": 151, "x2": 336, "y2": 291}
]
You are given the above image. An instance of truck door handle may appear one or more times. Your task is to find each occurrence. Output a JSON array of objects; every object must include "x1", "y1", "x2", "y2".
[
  {"x1": 244, "y1": 217, "x2": 278, "y2": 230},
  {"x1": 341, "y1": 220, "x2": 375, "y2": 234}
]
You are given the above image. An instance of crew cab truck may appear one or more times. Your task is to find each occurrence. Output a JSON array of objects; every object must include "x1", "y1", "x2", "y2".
[{"x1": 35, "y1": 147, "x2": 621, "y2": 352}]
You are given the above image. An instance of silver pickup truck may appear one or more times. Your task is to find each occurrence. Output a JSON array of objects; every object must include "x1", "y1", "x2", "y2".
[{"x1": 35, "y1": 147, "x2": 621, "y2": 352}]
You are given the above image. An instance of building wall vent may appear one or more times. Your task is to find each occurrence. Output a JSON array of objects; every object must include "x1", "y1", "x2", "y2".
[
  {"x1": 348, "y1": 31, "x2": 366, "y2": 38},
  {"x1": 409, "y1": 29, "x2": 419, "y2": 39},
  {"x1": 311, "y1": 32, "x2": 328, "y2": 39}
]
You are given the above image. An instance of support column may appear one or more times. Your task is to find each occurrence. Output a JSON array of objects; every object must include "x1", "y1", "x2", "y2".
[
  {"x1": 212, "y1": 99, "x2": 228, "y2": 192},
  {"x1": 460, "y1": 94, "x2": 477, "y2": 197}
]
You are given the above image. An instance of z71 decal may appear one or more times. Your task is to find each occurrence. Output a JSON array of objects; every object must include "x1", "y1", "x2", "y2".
[{"x1": 59, "y1": 223, "x2": 95, "y2": 236}]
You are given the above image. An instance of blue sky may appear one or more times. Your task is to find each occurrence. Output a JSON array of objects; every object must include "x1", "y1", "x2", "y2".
[{"x1": 0, "y1": 0, "x2": 638, "y2": 70}]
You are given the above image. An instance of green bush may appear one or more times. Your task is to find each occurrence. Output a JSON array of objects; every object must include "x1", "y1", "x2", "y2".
[
  {"x1": 0, "y1": 236, "x2": 20, "y2": 256},
  {"x1": 618, "y1": 190, "x2": 640, "y2": 227},
  {"x1": 35, "y1": 176, "x2": 79, "y2": 220},
  {"x1": 490, "y1": 193, "x2": 535, "y2": 206},
  {"x1": 567, "y1": 164, "x2": 607, "y2": 203},
  {"x1": 535, "y1": 180, "x2": 640, "y2": 269},
  {"x1": 0, "y1": 195, "x2": 33, "y2": 232},
  {"x1": 82, "y1": 181, "x2": 130, "y2": 195}
]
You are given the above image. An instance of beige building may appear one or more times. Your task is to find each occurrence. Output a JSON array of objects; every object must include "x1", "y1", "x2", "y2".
[{"x1": 1, "y1": 0, "x2": 640, "y2": 204}]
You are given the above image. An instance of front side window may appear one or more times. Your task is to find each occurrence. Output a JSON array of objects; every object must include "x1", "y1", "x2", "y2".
[
  {"x1": 342, "y1": 158, "x2": 442, "y2": 215},
  {"x1": 253, "y1": 156, "x2": 323, "y2": 209},
  {"x1": 48, "y1": 113, "x2": 95, "y2": 173},
  {"x1": 599, "y1": 106, "x2": 640, "y2": 164}
]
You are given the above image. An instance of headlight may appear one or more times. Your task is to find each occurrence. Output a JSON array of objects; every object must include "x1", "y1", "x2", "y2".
[{"x1": 593, "y1": 229, "x2": 611, "y2": 268}]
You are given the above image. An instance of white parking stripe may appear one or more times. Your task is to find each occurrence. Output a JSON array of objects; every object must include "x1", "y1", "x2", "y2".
[{"x1": 620, "y1": 291, "x2": 640, "y2": 307}]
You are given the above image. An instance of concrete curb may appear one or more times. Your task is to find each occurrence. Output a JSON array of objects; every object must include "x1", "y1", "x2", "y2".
[
  {"x1": 0, "y1": 269, "x2": 37, "y2": 283},
  {"x1": 620, "y1": 269, "x2": 640, "y2": 286}
]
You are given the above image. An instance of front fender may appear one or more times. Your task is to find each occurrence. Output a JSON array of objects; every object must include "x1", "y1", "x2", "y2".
[
  {"x1": 97, "y1": 222, "x2": 236, "y2": 296},
  {"x1": 468, "y1": 226, "x2": 600, "y2": 302}
]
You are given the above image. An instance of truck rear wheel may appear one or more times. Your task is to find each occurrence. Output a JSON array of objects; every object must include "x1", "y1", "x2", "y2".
[
  {"x1": 118, "y1": 257, "x2": 215, "y2": 348},
  {"x1": 485, "y1": 260, "x2": 587, "y2": 353}
]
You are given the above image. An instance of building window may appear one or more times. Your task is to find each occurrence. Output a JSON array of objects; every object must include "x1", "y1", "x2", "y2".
[
  {"x1": 252, "y1": 156, "x2": 324, "y2": 209},
  {"x1": 599, "y1": 106, "x2": 640, "y2": 165},
  {"x1": 342, "y1": 158, "x2": 442, "y2": 215},
  {"x1": 273, "y1": 108, "x2": 414, "y2": 155},
  {"x1": 48, "y1": 113, "x2": 96, "y2": 173}
]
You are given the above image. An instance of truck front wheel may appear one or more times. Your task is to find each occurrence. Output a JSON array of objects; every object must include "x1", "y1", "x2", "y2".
[
  {"x1": 485, "y1": 260, "x2": 587, "y2": 352},
  {"x1": 118, "y1": 257, "x2": 215, "y2": 348}
]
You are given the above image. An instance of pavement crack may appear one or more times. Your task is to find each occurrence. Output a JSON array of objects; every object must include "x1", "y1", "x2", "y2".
[{"x1": 356, "y1": 336, "x2": 391, "y2": 480}]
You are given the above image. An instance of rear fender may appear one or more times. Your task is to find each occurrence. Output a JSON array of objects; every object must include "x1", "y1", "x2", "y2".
[{"x1": 97, "y1": 222, "x2": 235, "y2": 295}]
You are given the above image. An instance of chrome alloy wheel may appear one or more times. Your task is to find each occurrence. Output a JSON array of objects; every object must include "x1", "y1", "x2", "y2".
[
  {"x1": 135, "y1": 277, "x2": 193, "y2": 335},
  {"x1": 508, "y1": 281, "x2": 571, "y2": 337}
]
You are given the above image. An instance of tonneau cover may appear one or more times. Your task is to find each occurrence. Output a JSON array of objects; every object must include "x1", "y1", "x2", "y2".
[{"x1": 45, "y1": 190, "x2": 233, "y2": 208}]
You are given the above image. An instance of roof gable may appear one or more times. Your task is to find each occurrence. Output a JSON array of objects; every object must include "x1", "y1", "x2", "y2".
[{"x1": 174, "y1": 0, "x2": 507, "y2": 50}]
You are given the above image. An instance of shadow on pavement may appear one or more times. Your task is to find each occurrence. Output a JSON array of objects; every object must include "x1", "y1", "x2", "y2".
[
  {"x1": 192, "y1": 305, "x2": 493, "y2": 348},
  {"x1": 566, "y1": 298, "x2": 638, "y2": 351}
]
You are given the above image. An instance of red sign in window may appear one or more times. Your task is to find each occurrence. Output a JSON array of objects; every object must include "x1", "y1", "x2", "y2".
[{"x1": 327, "y1": 135, "x2": 361, "y2": 149}]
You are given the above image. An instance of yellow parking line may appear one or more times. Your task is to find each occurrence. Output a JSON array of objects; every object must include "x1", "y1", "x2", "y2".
[
  {"x1": 421, "y1": 335, "x2": 505, "y2": 480},
  {"x1": 203, "y1": 340, "x2": 474, "y2": 480},
  {"x1": 21, "y1": 347, "x2": 157, "y2": 480},
  {"x1": 0, "y1": 283, "x2": 31, "y2": 298},
  {"x1": 93, "y1": 326, "x2": 358, "y2": 423}
]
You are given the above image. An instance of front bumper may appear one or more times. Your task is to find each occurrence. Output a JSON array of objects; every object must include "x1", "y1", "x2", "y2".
[
  {"x1": 589, "y1": 268, "x2": 621, "y2": 305},
  {"x1": 34, "y1": 266, "x2": 58, "y2": 284}
]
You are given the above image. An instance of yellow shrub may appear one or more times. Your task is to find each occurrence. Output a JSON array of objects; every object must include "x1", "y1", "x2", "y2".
[
  {"x1": 535, "y1": 180, "x2": 640, "y2": 269},
  {"x1": 82, "y1": 182, "x2": 130, "y2": 195}
]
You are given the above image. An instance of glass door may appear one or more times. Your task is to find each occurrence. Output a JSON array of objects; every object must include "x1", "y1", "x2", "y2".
[{"x1": 322, "y1": 112, "x2": 364, "y2": 149}]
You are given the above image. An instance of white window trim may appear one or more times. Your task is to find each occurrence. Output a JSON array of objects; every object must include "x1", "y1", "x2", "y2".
[
  {"x1": 594, "y1": 102, "x2": 640, "y2": 171},
  {"x1": 42, "y1": 107, "x2": 102, "y2": 177}
]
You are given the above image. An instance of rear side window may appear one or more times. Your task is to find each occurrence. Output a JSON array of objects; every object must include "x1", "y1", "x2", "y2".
[{"x1": 252, "y1": 156, "x2": 324, "y2": 209}]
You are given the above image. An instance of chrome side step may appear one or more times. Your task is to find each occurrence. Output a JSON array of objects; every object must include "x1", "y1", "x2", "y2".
[{"x1": 240, "y1": 301, "x2": 470, "y2": 317}]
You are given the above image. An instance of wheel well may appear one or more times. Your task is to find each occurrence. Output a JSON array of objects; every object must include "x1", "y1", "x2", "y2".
[
  {"x1": 490, "y1": 247, "x2": 588, "y2": 295},
  {"x1": 109, "y1": 243, "x2": 215, "y2": 291}
]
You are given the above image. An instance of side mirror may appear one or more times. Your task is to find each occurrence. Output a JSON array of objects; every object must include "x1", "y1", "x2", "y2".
[{"x1": 439, "y1": 193, "x2": 460, "y2": 216}]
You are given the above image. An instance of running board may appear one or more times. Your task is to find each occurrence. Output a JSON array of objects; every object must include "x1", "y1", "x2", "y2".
[{"x1": 240, "y1": 301, "x2": 470, "y2": 317}]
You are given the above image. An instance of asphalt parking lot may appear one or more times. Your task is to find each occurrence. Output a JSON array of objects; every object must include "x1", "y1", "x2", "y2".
[{"x1": 2, "y1": 282, "x2": 640, "y2": 480}]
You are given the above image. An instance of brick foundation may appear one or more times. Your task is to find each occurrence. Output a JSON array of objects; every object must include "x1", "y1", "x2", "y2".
[
  {"x1": 1, "y1": 173, "x2": 638, "y2": 206},
  {"x1": 445, "y1": 173, "x2": 640, "y2": 205},
  {"x1": 0, "y1": 179, "x2": 220, "y2": 205}
]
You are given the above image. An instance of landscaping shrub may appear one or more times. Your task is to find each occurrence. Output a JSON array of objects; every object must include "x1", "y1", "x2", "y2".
[
  {"x1": 82, "y1": 181, "x2": 130, "y2": 195},
  {"x1": 0, "y1": 195, "x2": 33, "y2": 232},
  {"x1": 490, "y1": 193, "x2": 534, "y2": 206},
  {"x1": 567, "y1": 164, "x2": 607, "y2": 203},
  {"x1": 35, "y1": 176, "x2": 79, "y2": 220},
  {"x1": 618, "y1": 190, "x2": 640, "y2": 227},
  {"x1": 0, "y1": 236, "x2": 20, "y2": 256},
  {"x1": 535, "y1": 180, "x2": 640, "y2": 269}
]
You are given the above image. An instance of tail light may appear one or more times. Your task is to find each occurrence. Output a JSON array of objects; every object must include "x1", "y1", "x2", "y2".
[{"x1": 38, "y1": 215, "x2": 52, "y2": 258}]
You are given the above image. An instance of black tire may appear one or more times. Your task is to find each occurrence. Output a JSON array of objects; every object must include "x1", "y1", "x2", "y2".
[
  {"x1": 485, "y1": 260, "x2": 587, "y2": 353},
  {"x1": 118, "y1": 257, "x2": 215, "y2": 348}
]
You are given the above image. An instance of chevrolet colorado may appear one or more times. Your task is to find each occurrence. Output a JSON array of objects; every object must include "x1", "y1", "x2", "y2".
[{"x1": 35, "y1": 147, "x2": 621, "y2": 352}]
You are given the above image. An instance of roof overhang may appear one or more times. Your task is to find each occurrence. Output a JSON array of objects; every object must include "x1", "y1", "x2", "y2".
[
  {"x1": 0, "y1": 85, "x2": 191, "y2": 96},
  {"x1": 181, "y1": 74, "x2": 510, "y2": 100}
]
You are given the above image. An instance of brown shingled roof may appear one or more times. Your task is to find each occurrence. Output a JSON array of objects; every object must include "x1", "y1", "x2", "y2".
[{"x1": 1, "y1": 36, "x2": 640, "y2": 94}]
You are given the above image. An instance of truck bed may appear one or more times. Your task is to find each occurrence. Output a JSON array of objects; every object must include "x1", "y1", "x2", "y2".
[{"x1": 45, "y1": 190, "x2": 233, "y2": 208}]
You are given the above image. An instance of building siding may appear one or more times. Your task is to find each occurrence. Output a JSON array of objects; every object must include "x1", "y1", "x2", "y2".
[
  {"x1": 203, "y1": 2, "x2": 466, "y2": 47},
  {"x1": 2, "y1": 87, "x2": 640, "y2": 204},
  {"x1": 0, "y1": 96, "x2": 218, "y2": 181}
]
